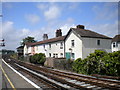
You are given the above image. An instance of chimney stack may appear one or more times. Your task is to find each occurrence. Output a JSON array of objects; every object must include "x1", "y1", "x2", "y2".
[
  {"x1": 76, "y1": 25, "x2": 85, "y2": 29},
  {"x1": 43, "y1": 34, "x2": 48, "y2": 40},
  {"x1": 56, "y1": 29, "x2": 62, "y2": 37}
]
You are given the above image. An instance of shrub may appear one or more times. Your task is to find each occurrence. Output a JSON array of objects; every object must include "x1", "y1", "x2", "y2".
[
  {"x1": 102, "y1": 51, "x2": 120, "y2": 76},
  {"x1": 72, "y1": 50, "x2": 120, "y2": 76},
  {"x1": 30, "y1": 53, "x2": 46, "y2": 65},
  {"x1": 72, "y1": 58, "x2": 87, "y2": 74},
  {"x1": 83, "y1": 50, "x2": 107, "y2": 75}
]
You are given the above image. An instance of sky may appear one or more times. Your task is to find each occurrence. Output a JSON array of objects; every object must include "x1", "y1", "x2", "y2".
[{"x1": 1, "y1": 1, "x2": 119, "y2": 50}]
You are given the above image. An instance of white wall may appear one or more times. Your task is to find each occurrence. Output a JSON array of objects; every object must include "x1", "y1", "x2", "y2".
[
  {"x1": 112, "y1": 42, "x2": 120, "y2": 52},
  {"x1": 24, "y1": 45, "x2": 32, "y2": 56},
  {"x1": 65, "y1": 31, "x2": 112, "y2": 60},
  {"x1": 24, "y1": 45, "x2": 27, "y2": 56},
  {"x1": 82, "y1": 38, "x2": 112, "y2": 59},
  {"x1": 65, "y1": 31, "x2": 82, "y2": 60},
  {"x1": 32, "y1": 41, "x2": 64, "y2": 58}
]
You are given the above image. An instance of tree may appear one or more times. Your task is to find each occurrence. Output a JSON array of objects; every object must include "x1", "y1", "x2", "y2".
[{"x1": 21, "y1": 36, "x2": 37, "y2": 46}]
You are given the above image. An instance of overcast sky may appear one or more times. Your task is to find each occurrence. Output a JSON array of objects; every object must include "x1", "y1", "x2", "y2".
[{"x1": 1, "y1": 1, "x2": 119, "y2": 50}]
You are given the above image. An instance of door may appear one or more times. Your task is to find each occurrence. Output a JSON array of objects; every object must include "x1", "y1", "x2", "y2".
[{"x1": 66, "y1": 52, "x2": 70, "y2": 60}]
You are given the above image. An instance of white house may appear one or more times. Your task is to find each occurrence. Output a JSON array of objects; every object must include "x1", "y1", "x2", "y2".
[
  {"x1": 64, "y1": 25, "x2": 112, "y2": 60},
  {"x1": 111, "y1": 34, "x2": 120, "y2": 52},
  {"x1": 24, "y1": 25, "x2": 112, "y2": 60},
  {"x1": 24, "y1": 29, "x2": 65, "y2": 58}
]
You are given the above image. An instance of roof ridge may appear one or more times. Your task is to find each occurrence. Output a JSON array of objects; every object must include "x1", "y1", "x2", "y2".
[
  {"x1": 72, "y1": 28, "x2": 112, "y2": 39},
  {"x1": 27, "y1": 35, "x2": 66, "y2": 46}
]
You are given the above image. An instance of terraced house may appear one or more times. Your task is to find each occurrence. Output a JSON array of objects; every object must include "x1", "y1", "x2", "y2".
[
  {"x1": 24, "y1": 25, "x2": 112, "y2": 60},
  {"x1": 24, "y1": 29, "x2": 65, "y2": 58},
  {"x1": 111, "y1": 34, "x2": 120, "y2": 52}
]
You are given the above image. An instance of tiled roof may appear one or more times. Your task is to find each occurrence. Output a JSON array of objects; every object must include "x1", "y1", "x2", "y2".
[
  {"x1": 112, "y1": 34, "x2": 120, "y2": 42},
  {"x1": 26, "y1": 36, "x2": 65, "y2": 46},
  {"x1": 72, "y1": 28, "x2": 112, "y2": 39}
]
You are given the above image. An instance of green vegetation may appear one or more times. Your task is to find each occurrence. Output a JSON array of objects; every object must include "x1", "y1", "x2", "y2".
[
  {"x1": 10, "y1": 52, "x2": 18, "y2": 59},
  {"x1": 72, "y1": 50, "x2": 120, "y2": 76},
  {"x1": 30, "y1": 53, "x2": 46, "y2": 65},
  {"x1": 21, "y1": 36, "x2": 37, "y2": 46}
]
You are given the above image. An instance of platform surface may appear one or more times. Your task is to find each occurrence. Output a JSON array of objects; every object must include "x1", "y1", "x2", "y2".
[{"x1": 1, "y1": 59, "x2": 39, "y2": 90}]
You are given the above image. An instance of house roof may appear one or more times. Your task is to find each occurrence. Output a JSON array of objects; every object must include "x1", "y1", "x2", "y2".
[
  {"x1": 66, "y1": 28, "x2": 112, "y2": 39},
  {"x1": 26, "y1": 36, "x2": 65, "y2": 46},
  {"x1": 112, "y1": 34, "x2": 120, "y2": 42},
  {"x1": 16, "y1": 46, "x2": 24, "y2": 49}
]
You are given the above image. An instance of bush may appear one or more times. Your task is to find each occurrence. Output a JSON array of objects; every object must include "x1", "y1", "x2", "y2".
[
  {"x1": 30, "y1": 53, "x2": 46, "y2": 65},
  {"x1": 84, "y1": 50, "x2": 107, "y2": 75},
  {"x1": 72, "y1": 50, "x2": 120, "y2": 76},
  {"x1": 102, "y1": 51, "x2": 120, "y2": 76},
  {"x1": 72, "y1": 58, "x2": 87, "y2": 74}
]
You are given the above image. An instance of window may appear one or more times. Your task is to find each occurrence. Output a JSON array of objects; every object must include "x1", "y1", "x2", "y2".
[
  {"x1": 61, "y1": 42, "x2": 63, "y2": 46},
  {"x1": 60, "y1": 42, "x2": 63, "y2": 49},
  {"x1": 56, "y1": 54, "x2": 58, "y2": 58},
  {"x1": 53, "y1": 53, "x2": 58, "y2": 58},
  {"x1": 43, "y1": 45, "x2": 45, "y2": 48},
  {"x1": 53, "y1": 54, "x2": 55, "y2": 58},
  {"x1": 71, "y1": 40, "x2": 74, "y2": 47},
  {"x1": 49, "y1": 44, "x2": 51, "y2": 49},
  {"x1": 60, "y1": 53, "x2": 63, "y2": 57},
  {"x1": 97, "y1": 40, "x2": 100, "y2": 45},
  {"x1": 71, "y1": 53, "x2": 75, "y2": 60},
  {"x1": 113, "y1": 42, "x2": 116, "y2": 47},
  {"x1": 49, "y1": 53, "x2": 51, "y2": 57},
  {"x1": 116, "y1": 42, "x2": 118, "y2": 47}
]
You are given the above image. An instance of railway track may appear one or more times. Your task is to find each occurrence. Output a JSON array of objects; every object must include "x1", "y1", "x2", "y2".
[{"x1": 3, "y1": 56, "x2": 120, "y2": 90}]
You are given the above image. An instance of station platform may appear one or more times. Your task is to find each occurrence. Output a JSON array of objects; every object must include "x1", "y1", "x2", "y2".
[{"x1": 1, "y1": 59, "x2": 39, "y2": 90}]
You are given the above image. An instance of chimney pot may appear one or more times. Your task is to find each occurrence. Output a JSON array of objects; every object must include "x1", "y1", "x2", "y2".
[
  {"x1": 43, "y1": 34, "x2": 48, "y2": 40},
  {"x1": 76, "y1": 25, "x2": 85, "y2": 29},
  {"x1": 56, "y1": 29, "x2": 62, "y2": 37}
]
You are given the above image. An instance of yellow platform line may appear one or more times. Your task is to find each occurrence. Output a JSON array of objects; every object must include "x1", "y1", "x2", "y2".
[{"x1": 0, "y1": 65, "x2": 16, "y2": 90}]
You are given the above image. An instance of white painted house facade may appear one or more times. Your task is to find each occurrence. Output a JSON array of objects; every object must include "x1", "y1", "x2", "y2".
[
  {"x1": 65, "y1": 25, "x2": 112, "y2": 60},
  {"x1": 111, "y1": 34, "x2": 120, "y2": 52},
  {"x1": 24, "y1": 25, "x2": 112, "y2": 60},
  {"x1": 24, "y1": 29, "x2": 65, "y2": 58}
]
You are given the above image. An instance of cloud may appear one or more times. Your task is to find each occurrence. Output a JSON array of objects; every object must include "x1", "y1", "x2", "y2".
[
  {"x1": 2, "y1": 21, "x2": 44, "y2": 50},
  {"x1": 87, "y1": 21, "x2": 118, "y2": 38},
  {"x1": 44, "y1": 5, "x2": 61, "y2": 20},
  {"x1": 58, "y1": 18, "x2": 75, "y2": 35},
  {"x1": 25, "y1": 14, "x2": 40, "y2": 24},
  {"x1": 60, "y1": 24, "x2": 76, "y2": 35},
  {"x1": 37, "y1": 3, "x2": 48, "y2": 10}
]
